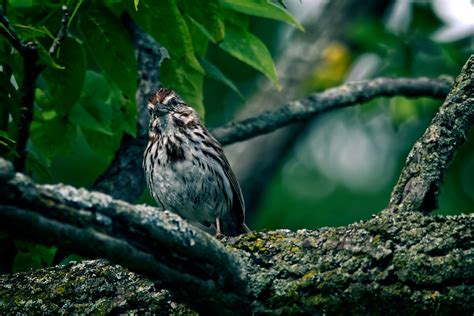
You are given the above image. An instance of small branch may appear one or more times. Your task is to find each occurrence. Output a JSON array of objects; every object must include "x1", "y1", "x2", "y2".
[
  {"x1": 0, "y1": 8, "x2": 23, "y2": 53},
  {"x1": 0, "y1": 6, "x2": 70, "y2": 172},
  {"x1": 14, "y1": 41, "x2": 40, "y2": 172},
  {"x1": 388, "y1": 55, "x2": 474, "y2": 213},
  {"x1": 92, "y1": 14, "x2": 163, "y2": 202},
  {"x1": 94, "y1": 74, "x2": 451, "y2": 203},
  {"x1": 0, "y1": 158, "x2": 250, "y2": 314},
  {"x1": 211, "y1": 77, "x2": 452, "y2": 146},
  {"x1": 48, "y1": 6, "x2": 70, "y2": 55}
]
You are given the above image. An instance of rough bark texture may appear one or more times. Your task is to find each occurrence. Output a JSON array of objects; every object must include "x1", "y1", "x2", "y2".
[
  {"x1": 0, "y1": 158, "x2": 249, "y2": 315},
  {"x1": 0, "y1": 211, "x2": 472, "y2": 314},
  {"x1": 0, "y1": 260, "x2": 195, "y2": 315},
  {"x1": 212, "y1": 77, "x2": 451, "y2": 146},
  {"x1": 389, "y1": 56, "x2": 474, "y2": 213}
]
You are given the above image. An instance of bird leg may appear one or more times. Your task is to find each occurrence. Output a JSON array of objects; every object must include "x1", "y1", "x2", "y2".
[{"x1": 215, "y1": 217, "x2": 225, "y2": 239}]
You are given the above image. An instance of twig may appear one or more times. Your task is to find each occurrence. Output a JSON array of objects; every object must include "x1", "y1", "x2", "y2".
[
  {"x1": 388, "y1": 55, "x2": 474, "y2": 213},
  {"x1": 14, "y1": 42, "x2": 40, "y2": 172},
  {"x1": 48, "y1": 6, "x2": 70, "y2": 55},
  {"x1": 0, "y1": 8, "x2": 23, "y2": 53},
  {"x1": 0, "y1": 6, "x2": 70, "y2": 172},
  {"x1": 211, "y1": 77, "x2": 452, "y2": 146}
]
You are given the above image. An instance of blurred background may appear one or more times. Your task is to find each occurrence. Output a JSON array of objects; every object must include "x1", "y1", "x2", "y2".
[
  {"x1": 1, "y1": 0, "x2": 473, "y2": 272},
  {"x1": 213, "y1": 0, "x2": 474, "y2": 230}
]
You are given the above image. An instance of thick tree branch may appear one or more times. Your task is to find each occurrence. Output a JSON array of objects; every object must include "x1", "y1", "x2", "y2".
[
  {"x1": 92, "y1": 14, "x2": 163, "y2": 202},
  {"x1": 1, "y1": 209, "x2": 472, "y2": 314},
  {"x1": 0, "y1": 158, "x2": 250, "y2": 315},
  {"x1": 388, "y1": 55, "x2": 474, "y2": 213},
  {"x1": 0, "y1": 7, "x2": 69, "y2": 172},
  {"x1": 212, "y1": 77, "x2": 452, "y2": 146}
]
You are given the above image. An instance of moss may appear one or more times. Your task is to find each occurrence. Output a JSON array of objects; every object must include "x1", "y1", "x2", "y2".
[{"x1": 1, "y1": 211, "x2": 472, "y2": 314}]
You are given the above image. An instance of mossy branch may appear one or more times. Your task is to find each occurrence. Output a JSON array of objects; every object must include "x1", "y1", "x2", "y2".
[
  {"x1": 0, "y1": 158, "x2": 249, "y2": 315},
  {"x1": 388, "y1": 55, "x2": 474, "y2": 213},
  {"x1": 0, "y1": 211, "x2": 472, "y2": 314}
]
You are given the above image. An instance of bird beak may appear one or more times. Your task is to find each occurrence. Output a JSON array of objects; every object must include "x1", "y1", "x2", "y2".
[
  {"x1": 148, "y1": 102, "x2": 170, "y2": 117},
  {"x1": 155, "y1": 106, "x2": 170, "y2": 117}
]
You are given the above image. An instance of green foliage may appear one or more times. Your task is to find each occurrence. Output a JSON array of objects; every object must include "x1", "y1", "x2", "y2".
[
  {"x1": 42, "y1": 36, "x2": 86, "y2": 116},
  {"x1": 221, "y1": 0, "x2": 304, "y2": 31},
  {"x1": 219, "y1": 23, "x2": 281, "y2": 89},
  {"x1": 12, "y1": 241, "x2": 56, "y2": 273},
  {"x1": 79, "y1": 4, "x2": 137, "y2": 122},
  {"x1": 0, "y1": 0, "x2": 301, "y2": 272},
  {"x1": 0, "y1": 0, "x2": 301, "y2": 172},
  {"x1": 199, "y1": 58, "x2": 244, "y2": 99}
]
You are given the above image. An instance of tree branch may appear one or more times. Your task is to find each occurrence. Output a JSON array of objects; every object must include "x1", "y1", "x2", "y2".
[
  {"x1": 48, "y1": 6, "x2": 70, "y2": 56},
  {"x1": 0, "y1": 8, "x2": 23, "y2": 53},
  {"x1": 388, "y1": 55, "x2": 474, "y2": 213},
  {"x1": 0, "y1": 158, "x2": 250, "y2": 315},
  {"x1": 212, "y1": 77, "x2": 452, "y2": 146},
  {"x1": 224, "y1": 0, "x2": 391, "y2": 216},
  {"x1": 1, "y1": 204, "x2": 472, "y2": 313},
  {"x1": 93, "y1": 74, "x2": 452, "y2": 204},
  {"x1": 0, "y1": 7, "x2": 70, "y2": 172}
]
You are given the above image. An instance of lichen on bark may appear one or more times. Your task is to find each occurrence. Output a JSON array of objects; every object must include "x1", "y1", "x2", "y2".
[{"x1": 1, "y1": 211, "x2": 472, "y2": 314}]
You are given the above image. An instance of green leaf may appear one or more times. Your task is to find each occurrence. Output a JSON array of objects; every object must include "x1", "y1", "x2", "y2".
[
  {"x1": 199, "y1": 58, "x2": 243, "y2": 99},
  {"x1": 184, "y1": 15, "x2": 210, "y2": 57},
  {"x1": 26, "y1": 145, "x2": 52, "y2": 180},
  {"x1": 13, "y1": 241, "x2": 57, "y2": 273},
  {"x1": 0, "y1": 130, "x2": 15, "y2": 144},
  {"x1": 14, "y1": 24, "x2": 54, "y2": 40},
  {"x1": 79, "y1": 5, "x2": 137, "y2": 101},
  {"x1": 9, "y1": 0, "x2": 34, "y2": 8},
  {"x1": 37, "y1": 43, "x2": 65, "y2": 70},
  {"x1": 222, "y1": 8, "x2": 249, "y2": 30},
  {"x1": 130, "y1": 0, "x2": 204, "y2": 74},
  {"x1": 70, "y1": 104, "x2": 113, "y2": 135},
  {"x1": 30, "y1": 116, "x2": 77, "y2": 156},
  {"x1": 161, "y1": 58, "x2": 205, "y2": 118},
  {"x1": 42, "y1": 36, "x2": 86, "y2": 116},
  {"x1": 73, "y1": 71, "x2": 132, "y2": 154},
  {"x1": 220, "y1": 0, "x2": 303, "y2": 31},
  {"x1": 134, "y1": 0, "x2": 139, "y2": 10},
  {"x1": 219, "y1": 24, "x2": 280, "y2": 89},
  {"x1": 0, "y1": 130, "x2": 16, "y2": 157},
  {"x1": 180, "y1": 0, "x2": 225, "y2": 43}
]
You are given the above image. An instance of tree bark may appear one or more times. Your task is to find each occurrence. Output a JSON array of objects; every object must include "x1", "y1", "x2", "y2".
[{"x1": 0, "y1": 210, "x2": 472, "y2": 314}]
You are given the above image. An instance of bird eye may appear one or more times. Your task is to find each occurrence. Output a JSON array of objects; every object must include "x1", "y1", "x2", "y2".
[{"x1": 170, "y1": 98, "x2": 179, "y2": 106}]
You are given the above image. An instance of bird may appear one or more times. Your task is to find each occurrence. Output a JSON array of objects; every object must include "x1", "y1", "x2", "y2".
[{"x1": 143, "y1": 88, "x2": 250, "y2": 237}]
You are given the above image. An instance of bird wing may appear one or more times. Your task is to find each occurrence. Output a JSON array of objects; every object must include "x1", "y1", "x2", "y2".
[{"x1": 205, "y1": 131, "x2": 246, "y2": 228}]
